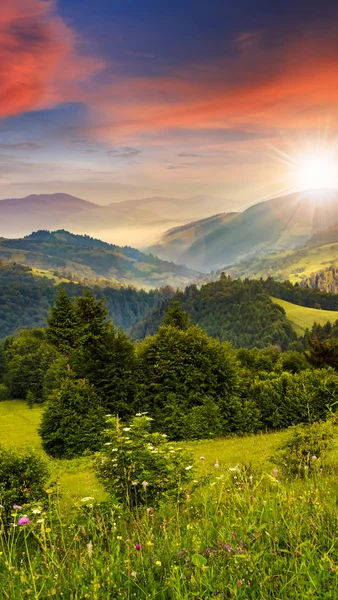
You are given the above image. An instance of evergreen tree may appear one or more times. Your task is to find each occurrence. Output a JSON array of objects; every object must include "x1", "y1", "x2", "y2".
[
  {"x1": 46, "y1": 288, "x2": 78, "y2": 372},
  {"x1": 162, "y1": 301, "x2": 190, "y2": 330},
  {"x1": 39, "y1": 378, "x2": 105, "y2": 458}
]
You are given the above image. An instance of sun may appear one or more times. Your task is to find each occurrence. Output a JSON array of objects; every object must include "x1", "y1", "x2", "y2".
[{"x1": 297, "y1": 151, "x2": 338, "y2": 190}]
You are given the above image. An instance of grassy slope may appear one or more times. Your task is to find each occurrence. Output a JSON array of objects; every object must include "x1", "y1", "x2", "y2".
[
  {"x1": 271, "y1": 296, "x2": 338, "y2": 335},
  {"x1": 227, "y1": 242, "x2": 338, "y2": 284},
  {"x1": 2, "y1": 400, "x2": 338, "y2": 501}
]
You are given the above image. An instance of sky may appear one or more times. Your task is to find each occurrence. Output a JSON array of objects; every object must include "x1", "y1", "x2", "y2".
[{"x1": 1, "y1": 0, "x2": 338, "y2": 206}]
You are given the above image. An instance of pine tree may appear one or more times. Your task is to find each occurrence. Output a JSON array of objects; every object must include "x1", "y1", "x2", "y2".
[
  {"x1": 46, "y1": 288, "x2": 78, "y2": 373},
  {"x1": 162, "y1": 301, "x2": 190, "y2": 330}
]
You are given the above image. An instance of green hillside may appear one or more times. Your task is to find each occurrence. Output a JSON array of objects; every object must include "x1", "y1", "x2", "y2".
[
  {"x1": 271, "y1": 296, "x2": 338, "y2": 335},
  {"x1": 0, "y1": 229, "x2": 198, "y2": 289},
  {"x1": 226, "y1": 241, "x2": 338, "y2": 284},
  {"x1": 183, "y1": 189, "x2": 338, "y2": 271}
]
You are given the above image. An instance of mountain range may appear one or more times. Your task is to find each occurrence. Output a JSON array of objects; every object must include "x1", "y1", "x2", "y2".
[
  {"x1": 0, "y1": 193, "x2": 231, "y2": 248},
  {"x1": 148, "y1": 188, "x2": 338, "y2": 271}
]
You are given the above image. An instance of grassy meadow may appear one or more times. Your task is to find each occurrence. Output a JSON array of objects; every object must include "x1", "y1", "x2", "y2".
[
  {"x1": 1, "y1": 401, "x2": 338, "y2": 598},
  {"x1": 271, "y1": 296, "x2": 338, "y2": 336}
]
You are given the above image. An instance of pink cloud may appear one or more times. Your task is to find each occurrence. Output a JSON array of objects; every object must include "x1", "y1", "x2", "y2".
[{"x1": 0, "y1": 0, "x2": 102, "y2": 118}]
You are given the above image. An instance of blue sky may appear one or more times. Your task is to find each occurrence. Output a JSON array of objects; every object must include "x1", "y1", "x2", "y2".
[{"x1": 1, "y1": 0, "x2": 338, "y2": 205}]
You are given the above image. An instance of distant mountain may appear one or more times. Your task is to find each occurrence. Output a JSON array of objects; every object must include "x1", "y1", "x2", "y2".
[
  {"x1": 224, "y1": 211, "x2": 338, "y2": 286},
  {"x1": 0, "y1": 229, "x2": 199, "y2": 289},
  {"x1": 0, "y1": 193, "x2": 177, "y2": 247},
  {"x1": 115, "y1": 195, "x2": 233, "y2": 221},
  {"x1": 147, "y1": 212, "x2": 239, "y2": 263},
  {"x1": 179, "y1": 188, "x2": 338, "y2": 271}
]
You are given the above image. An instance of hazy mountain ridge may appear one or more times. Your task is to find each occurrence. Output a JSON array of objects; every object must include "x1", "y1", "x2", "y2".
[
  {"x1": 0, "y1": 192, "x2": 231, "y2": 248},
  {"x1": 147, "y1": 212, "x2": 239, "y2": 263},
  {"x1": 162, "y1": 188, "x2": 338, "y2": 271},
  {"x1": 0, "y1": 229, "x2": 199, "y2": 289}
]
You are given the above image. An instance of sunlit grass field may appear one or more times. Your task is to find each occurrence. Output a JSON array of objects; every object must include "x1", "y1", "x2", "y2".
[
  {"x1": 2, "y1": 400, "x2": 338, "y2": 498},
  {"x1": 271, "y1": 296, "x2": 338, "y2": 336},
  {"x1": 1, "y1": 401, "x2": 338, "y2": 598}
]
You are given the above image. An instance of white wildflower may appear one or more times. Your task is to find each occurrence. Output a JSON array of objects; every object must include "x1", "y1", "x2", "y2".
[
  {"x1": 87, "y1": 541, "x2": 93, "y2": 558},
  {"x1": 185, "y1": 465, "x2": 193, "y2": 471}
]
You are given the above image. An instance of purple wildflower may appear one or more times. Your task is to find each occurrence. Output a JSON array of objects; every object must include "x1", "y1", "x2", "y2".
[
  {"x1": 18, "y1": 517, "x2": 30, "y2": 526},
  {"x1": 12, "y1": 505, "x2": 22, "y2": 510},
  {"x1": 135, "y1": 544, "x2": 141, "y2": 551}
]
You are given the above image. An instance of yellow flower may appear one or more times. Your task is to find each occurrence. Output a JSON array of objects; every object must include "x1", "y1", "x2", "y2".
[
  {"x1": 146, "y1": 541, "x2": 154, "y2": 547},
  {"x1": 117, "y1": 536, "x2": 123, "y2": 540},
  {"x1": 186, "y1": 524, "x2": 193, "y2": 530},
  {"x1": 45, "y1": 489, "x2": 53, "y2": 494},
  {"x1": 45, "y1": 528, "x2": 51, "y2": 534},
  {"x1": 155, "y1": 561, "x2": 162, "y2": 567}
]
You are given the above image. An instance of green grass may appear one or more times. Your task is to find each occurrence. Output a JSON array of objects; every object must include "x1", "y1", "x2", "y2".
[
  {"x1": 1, "y1": 401, "x2": 338, "y2": 598},
  {"x1": 0, "y1": 401, "x2": 104, "y2": 505},
  {"x1": 271, "y1": 296, "x2": 338, "y2": 336}
]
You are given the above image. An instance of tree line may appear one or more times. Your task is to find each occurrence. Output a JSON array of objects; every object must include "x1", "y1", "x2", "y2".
[{"x1": 1, "y1": 287, "x2": 338, "y2": 457}]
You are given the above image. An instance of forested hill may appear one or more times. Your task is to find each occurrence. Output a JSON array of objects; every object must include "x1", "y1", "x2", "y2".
[
  {"x1": 0, "y1": 229, "x2": 198, "y2": 289},
  {"x1": 131, "y1": 277, "x2": 298, "y2": 349},
  {"x1": 0, "y1": 262, "x2": 172, "y2": 339}
]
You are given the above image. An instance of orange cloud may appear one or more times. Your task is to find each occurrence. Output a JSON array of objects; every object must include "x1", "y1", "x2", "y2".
[
  {"x1": 0, "y1": 0, "x2": 102, "y2": 118},
  {"x1": 88, "y1": 27, "x2": 338, "y2": 141}
]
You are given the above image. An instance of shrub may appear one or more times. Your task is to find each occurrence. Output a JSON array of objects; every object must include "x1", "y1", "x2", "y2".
[
  {"x1": 95, "y1": 414, "x2": 195, "y2": 507},
  {"x1": 273, "y1": 420, "x2": 335, "y2": 477},
  {"x1": 39, "y1": 377, "x2": 106, "y2": 458},
  {"x1": 0, "y1": 383, "x2": 9, "y2": 401},
  {"x1": 0, "y1": 446, "x2": 49, "y2": 518}
]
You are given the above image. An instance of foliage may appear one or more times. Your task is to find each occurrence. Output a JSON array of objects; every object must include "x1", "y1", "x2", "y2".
[
  {"x1": 0, "y1": 261, "x2": 170, "y2": 339},
  {"x1": 95, "y1": 414, "x2": 195, "y2": 507},
  {"x1": 136, "y1": 322, "x2": 241, "y2": 438},
  {"x1": 4, "y1": 329, "x2": 59, "y2": 401},
  {"x1": 0, "y1": 445, "x2": 49, "y2": 519},
  {"x1": 273, "y1": 420, "x2": 336, "y2": 476},
  {"x1": 132, "y1": 277, "x2": 297, "y2": 349},
  {"x1": 39, "y1": 378, "x2": 106, "y2": 458},
  {"x1": 0, "y1": 383, "x2": 9, "y2": 401}
]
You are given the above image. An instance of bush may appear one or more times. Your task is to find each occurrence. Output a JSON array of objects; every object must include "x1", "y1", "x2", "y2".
[
  {"x1": 39, "y1": 377, "x2": 106, "y2": 458},
  {"x1": 95, "y1": 414, "x2": 195, "y2": 507},
  {"x1": 0, "y1": 446, "x2": 49, "y2": 518},
  {"x1": 0, "y1": 383, "x2": 9, "y2": 401},
  {"x1": 273, "y1": 420, "x2": 335, "y2": 477}
]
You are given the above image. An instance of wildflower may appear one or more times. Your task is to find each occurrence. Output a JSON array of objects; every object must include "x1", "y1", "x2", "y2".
[
  {"x1": 185, "y1": 465, "x2": 193, "y2": 471},
  {"x1": 104, "y1": 442, "x2": 112, "y2": 446},
  {"x1": 199, "y1": 456, "x2": 205, "y2": 460},
  {"x1": 236, "y1": 579, "x2": 244, "y2": 586},
  {"x1": 135, "y1": 544, "x2": 141, "y2": 551},
  {"x1": 214, "y1": 461, "x2": 219, "y2": 469},
  {"x1": 146, "y1": 507, "x2": 154, "y2": 516},
  {"x1": 155, "y1": 560, "x2": 162, "y2": 566},
  {"x1": 131, "y1": 571, "x2": 137, "y2": 578},
  {"x1": 18, "y1": 517, "x2": 30, "y2": 526},
  {"x1": 146, "y1": 540, "x2": 154, "y2": 546},
  {"x1": 45, "y1": 489, "x2": 53, "y2": 494},
  {"x1": 186, "y1": 524, "x2": 193, "y2": 530},
  {"x1": 32, "y1": 509, "x2": 41, "y2": 515},
  {"x1": 9, "y1": 523, "x2": 15, "y2": 528},
  {"x1": 87, "y1": 541, "x2": 93, "y2": 558},
  {"x1": 131, "y1": 481, "x2": 138, "y2": 486},
  {"x1": 12, "y1": 505, "x2": 22, "y2": 510},
  {"x1": 45, "y1": 528, "x2": 51, "y2": 534},
  {"x1": 229, "y1": 465, "x2": 239, "y2": 472},
  {"x1": 81, "y1": 497, "x2": 95, "y2": 502},
  {"x1": 123, "y1": 427, "x2": 131, "y2": 432},
  {"x1": 273, "y1": 468, "x2": 278, "y2": 479},
  {"x1": 142, "y1": 481, "x2": 149, "y2": 490},
  {"x1": 117, "y1": 536, "x2": 123, "y2": 540}
]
